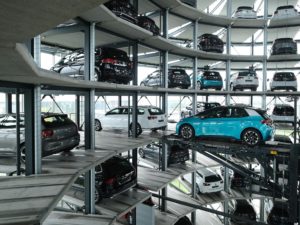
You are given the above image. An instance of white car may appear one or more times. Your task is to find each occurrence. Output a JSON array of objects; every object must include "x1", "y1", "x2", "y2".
[
  {"x1": 273, "y1": 5, "x2": 298, "y2": 19},
  {"x1": 271, "y1": 104, "x2": 295, "y2": 125},
  {"x1": 233, "y1": 6, "x2": 257, "y2": 19},
  {"x1": 230, "y1": 70, "x2": 259, "y2": 91},
  {"x1": 95, "y1": 106, "x2": 167, "y2": 135},
  {"x1": 269, "y1": 72, "x2": 297, "y2": 91},
  {"x1": 183, "y1": 168, "x2": 224, "y2": 194}
]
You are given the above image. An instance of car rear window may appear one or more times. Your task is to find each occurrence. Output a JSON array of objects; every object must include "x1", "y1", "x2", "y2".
[
  {"x1": 170, "y1": 69, "x2": 187, "y2": 75},
  {"x1": 100, "y1": 48, "x2": 129, "y2": 61},
  {"x1": 102, "y1": 157, "x2": 132, "y2": 177},
  {"x1": 148, "y1": 107, "x2": 164, "y2": 115},
  {"x1": 273, "y1": 106, "x2": 294, "y2": 116},
  {"x1": 274, "y1": 72, "x2": 295, "y2": 79},
  {"x1": 237, "y1": 6, "x2": 253, "y2": 10},
  {"x1": 42, "y1": 114, "x2": 73, "y2": 126},
  {"x1": 238, "y1": 71, "x2": 257, "y2": 77},
  {"x1": 255, "y1": 109, "x2": 270, "y2": 119},
  {"x1": 205, "y1": 174, "x2": 222, "y2": 182}
]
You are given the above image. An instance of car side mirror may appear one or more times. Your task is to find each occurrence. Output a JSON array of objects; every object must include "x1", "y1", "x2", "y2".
[{"x1": 267, "y1": 78, "x2": 269, "y2": 81}]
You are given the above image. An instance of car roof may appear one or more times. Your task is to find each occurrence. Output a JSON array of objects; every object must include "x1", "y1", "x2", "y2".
[
  {"x1": 273, "y1": 104, "x2": 293, "y2": 108},
  {"x1": 197, "y1": 168, "x2": 218, "y2": 176}
]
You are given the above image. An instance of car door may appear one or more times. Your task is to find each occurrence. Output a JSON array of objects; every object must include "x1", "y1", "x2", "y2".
[
  {"x1": 102, "y1": 108, "x2": 123, "y2": 129},
  {"x1": 194, "y1": 107, "x2": 227, "y2": 136},
  {"x1": 59, "y1": 52, "x2": 84, "y2": 79}
]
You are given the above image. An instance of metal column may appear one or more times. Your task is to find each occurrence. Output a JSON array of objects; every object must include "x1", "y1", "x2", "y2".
[
  {"x1": 262, "y1": 0, "x2": 268, "y2": 110},
  {"x1": 84, "y1": 22, "x2": 96, "y2": 214},
  {"x1": 225, "y1": 25, "x2": 231, "y2": 105},
  {"x1": 5, "y1": 93, "x2": 12, "y2": 113}
]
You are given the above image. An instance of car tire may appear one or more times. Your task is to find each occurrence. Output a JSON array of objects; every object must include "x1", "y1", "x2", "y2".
[
  {"x1": 140, "y1": 82, "x2": 146, "y2": 86},
  {"x1": 196, "y1": 185, "x2": 200, "y2": 194},
  {"x1": 20, "y1": 144, "x2": 26, "y2": 164},
  {"x1": 95, "y1": 119, "x2": 102, "y2": 131},
  {"x1": 95, "y1": 187, "x2": 103, "y2": 203},
  {"x1": 179, "y1": 124, "x2": 195, "y2": 140},
  {"x1": 94, "y1": 70, "x2": 101, "y2": 82},
  {"x1": 217, "y1": 87, "x2": 222, "y2": 91},
  {"x1": 241, "y1": 128, "x2": 262, "y2": 146},
  {"x1": 197, "y1": 81, "x2": 202, "y2": 90},
  {"x1": 252, "y1": 87, "x2": 257, "y2": 91},
  {"x1": 139, "y1": 148, "x2": 145, "y2": 158},
  {"x1": 130, "y1": 123, "x2": 142, "y2": 136},
  {"x1": 230, "y1": 83, "x2": 235, "y2": 91}
]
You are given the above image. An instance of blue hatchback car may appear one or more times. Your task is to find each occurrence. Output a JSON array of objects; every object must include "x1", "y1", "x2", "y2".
[
  {"x1": 197, "y1": 71, "x2": 223, "y2": 90},
  {"x1": 176, "y1": 106, "x2": 274, "y2": 146}
]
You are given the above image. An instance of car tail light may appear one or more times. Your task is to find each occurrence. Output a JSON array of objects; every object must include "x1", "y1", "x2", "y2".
[
  {"x1": 148, "y1": 115, "x2": 158, "y2": 120},
  {"x1": 104, "y1": 177, "x2": 116, "y2": 185},
  {"x1": 42, "y1": 129, "x2": 54, "y2": 138},
  {"x1": 203, "y1": 182, "x2": 210, "y2": 186},
  {"x1": 261, "y1": 119, "x2": 273, "y2": 126},
  {"x1": 220, "y1": 180, "x2": 224, "y2": 183},
  {"x1": 102, "y1": 58, "x2": 117, "y2": 64}
]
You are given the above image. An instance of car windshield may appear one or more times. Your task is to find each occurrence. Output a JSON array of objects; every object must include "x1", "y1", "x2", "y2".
[
  {"x1": 238, "y1": 6, "x2": 253, "y2": 10},
  {"x1": 274, "y1": 73, "x2": 295, "y2": 79},
  {"x1": 102, "y1": 157, "x2": 132, "y2": 177},
  {"x1": 42, "y1": 114, "x2": 72, "y2": 126},
  {"x1": 205, "y1": 174, "x2": 222, "y2": 182}
]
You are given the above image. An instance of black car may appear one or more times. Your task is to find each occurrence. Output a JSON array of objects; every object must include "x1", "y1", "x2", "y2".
[
  {"x1": 271, "y1": 38, "x2": 297, "y2": 55},
  {"x1": 138, "y1": 143, "x2": 189, "y2": 165},
  {"x1": 74, "y1": 155, "x2": 136, "y2": 202},
  {"x1": 51, "y1": 47, "x2": 133, "y2": 84},
  {"x1": 267, "y1": 200, "x2": 293, "y2": 225},
  {"x1": 140, "y1": 69, "x2": 191, "y2": 89},
  {"x1": 220, "y1": 167, "x2": 246, "y2": 188},
  {"x1": 137, "y1": 16, "x2": 160, "y2": 35},
  {"x1": 231, "y1": 200, "x2": 256, "y2": 225},
  {"x1": 198, "y1": 33, "x2": 224, "y2": 53},
  {"x1": 175, "y1": 216, "x2": 192, "y2": 225},
  {"x1": 104, "y1": 0, "x2": 138, "y2": 24}
]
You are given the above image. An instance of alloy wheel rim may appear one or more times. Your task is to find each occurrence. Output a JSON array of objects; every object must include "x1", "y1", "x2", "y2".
[
  {"x1": 20, "y1": 147, "x2": 26, "y2": 163},
  {"x1": 181, "y1": 126, "x2": 192, "y2": 139},
  {"x1": 95, "y1": 121, "x2": 101, "y2": 130},
  {"x1": 244, "y1": 130, "x2": 259, "y2": 145}
]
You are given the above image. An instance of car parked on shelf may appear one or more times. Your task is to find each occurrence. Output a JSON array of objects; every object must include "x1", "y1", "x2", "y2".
[
  {"x1": 269, "y1": 72, "x2": 297, "y2": 91},
  {"x1": 140, "y1": 69, "x2": 191, "y2": 89},
  {"x1": 74, "y1": 155, "x2": 136, "y2": 202},
  {"x1": 51, "y1": 47, "x2": 133, "y2": 84},
  {"x1": 198, "y1": 33, "x2": 224, "y2": 53},
  {"x1": 181, "y1": 101, "x2": 221, "y2": 118},
  {"x1": 271, "y1": 104, "x2": 295, "y2": 125},
  {"x1": 233, "y1": 6, "x2": 257, "y2": 19},
  {"x1": 273, "y1": 5, "x2": 299, "y2": 19},
  {"x1": 231, "y1": 200, "x2": 256, "y2": 225},
  {"x1": 0, "y1": 113, "x2": 80, "y2": 162},
  {"x1": 184, "y1": 168, "x2": 224, "y2": 194},
  {"x1": 137, "y1": 16, "x2": 159, "y2": 35},
  {"x1": 271, "y1": 38, "x2": 297, "y2": 55},
  {"x1": 104, "y1": 0, "x2": 138, "y2": 24},
  {"x1": 220, "y1": 167, "x2": 246, "y2": 188},
  {"x1": 230, "y1": 68, "x2": 259, "y2": 91},
  {"x1": 176, "y1": 105, "x2": 274, "y2": 146},
  {"x1": 267, "y1": 200, "x2": 293, "y2": 225},
  {"x1": 95, "y1": 106, "x2": 167, "y2": 135},
  {"x1": 138, "y1": 143, "x2": 189, "y2": 165},
  {"x1": 196, "y1": 70, "x2": 223, "y2": 90}
]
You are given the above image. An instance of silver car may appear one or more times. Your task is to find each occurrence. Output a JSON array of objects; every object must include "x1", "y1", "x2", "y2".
[
  {"x1": 0, "y1": 113, "x2": 80, "y2": 162},
  {"x1": 273, "y1": 5, "x2": 299, "y2": 19},
  {"x1": 270, "y1": 72, "x2": 297, "y2": 91},
  {"x1": 233, "y1": 6, "x2": 257, "y2": 19},
  {"x1": 230, "y1": 69, "x2": 259, "y2": 91}
]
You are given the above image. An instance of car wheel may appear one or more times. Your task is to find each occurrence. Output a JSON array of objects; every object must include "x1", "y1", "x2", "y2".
[
  {"x1": 179, "y1": 124, "x2": 195, "y2": 140},
  {"x1": 252, "y1": 87, "x2": 257, "y2": 91},
  {"x1": 241, "y1": 128, "x2": 262, "y2": 146},
  {"x1": 95, "y1": 187, "x2": 103, "y2": 203},
  {"x1": 230, "y1": 83, "x2": 235, "y2": 91},
  {"x1": 140, "y1": 82, "x2": 146, "y2": 86},
  {"x1": 94, "y1": 119, "x2": 102, "y2": 131},
  {"x1": 217, "y1": 87, "x2": 222, "y2": 91},
  {"x1": 196, "y1": 185, "x2": 200, "y2": 194},
  {"x1": 130, "y1": 123, "x2": 142, "y2": 136},
  {"x1": 181, "y1": 111, "x2": 185, "y2": 118},
  {"x1": 20, "y1": 144, "x2": 26, "y2": 164},
  {"x1": 139, "y1": 148, "x2": 145, "y2": 158},
  {"x1": 94, "y1": 70, "x2": 101, "y2": 82},
  {"x1": 197, "y1": 81, "x2": 202, "y2": 90}
]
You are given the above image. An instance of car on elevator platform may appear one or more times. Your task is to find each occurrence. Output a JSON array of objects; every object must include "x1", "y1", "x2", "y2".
[
  {"x1": 231, "y1": 200, "x2": 256, "y2": 225},
  {"x1": 233, "y1": 6, "x2": 257, "y2": 19},
  {"x1": 104, "y1": 0, "x2": 138, "y2": 24},
  {"x1": 269, "y1": 72, "x2": 297, "y2": 91},
  {"x1": 176, "y1": 105, "x2": 274, "y2": 146},
  {"x1": 230, "y1": 67, "x2": 259, "y2": 91},
  {"x1": 196, "y1": 70, "x2": 223, "y2": 90},
  {"x1": 267, "y1": 200, "x2": 293, "y2": 225},
  {"x1": 271, "y1": 104, "x2": 295, "y2": 125},
  {"x1": 273, "y1": 5, "x2": 299, "y2": 19},
  {"x1": 271, "y1": 38, "x2": 297, "y2": 55},
  {"x1": 198, "y1": 33, "x2": 224, "y2": 53},
  {"x1": 137, "y1": 16, "x2": 160, "y2": 35}
]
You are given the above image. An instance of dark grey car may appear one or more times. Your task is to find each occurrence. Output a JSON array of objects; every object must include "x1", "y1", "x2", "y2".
[
  {"x1": 140, "y1": 69, "x2": 191, "y2": 89},
  {"x1": 0, "y1": 113, "x2": 80, "y2": 162}
]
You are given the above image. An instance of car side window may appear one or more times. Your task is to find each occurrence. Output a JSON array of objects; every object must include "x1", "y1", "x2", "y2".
[
  {"x1": 231, "y1": 108, "x2": 248, "y2": 117},
  {"x1": 106, "y1": 108, "x2": 121, "y2": 115},
  {"x1": 206, "y1": 108, "x2": 228, "y2": 118}
]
